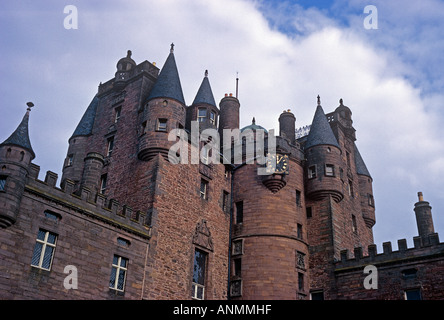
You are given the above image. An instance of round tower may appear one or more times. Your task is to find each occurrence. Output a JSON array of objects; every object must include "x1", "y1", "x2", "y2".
[
  {"x1": 279, "y1": 109, "x2": 296, "y2": 144},
  {"x1": 79, "y1": 152, "x2": 105, "y2": 196},
  {"x1": 0, "y1": 103, "x2": 35, "y2": 228},
  {"x1": 138, "y1": 44, "x2": 186, "y2": 161},
  {"x1": 354, "y1": 143, "x2": 375, "y2": 228},
  {"x1": 218, "y1": 94, "x2": 240, "y2": 133},
  {"x1": 414, "y1": 192, "x2": 435, "y2": 239},
  {"x1": 304, "y1": 97, "x2": 343, "y2": 203}
]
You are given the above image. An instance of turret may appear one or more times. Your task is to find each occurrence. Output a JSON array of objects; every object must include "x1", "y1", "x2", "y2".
[
  {"x1": 114, "y1": 50, "x2": 136, "y2": 90},
  {"x1": 354, "y1": 143, "x2": 375, "y2": 228},
  {"x1": 279, "y1": 109, "x2": 296, "y2": 144},
  {"x1": 0, "y1": 103, "x2": 35, "y2": 228},
  {"x1": 78, "y1": 152, "x2": 105, "y2": 197},
  {"x1": 138, "y1": 44, "x2": 186, "y2": 161},
  {"x1": 304, "y1": 96, "x2": 343, "y2": 202},
  {"x1": 186, "y1": 70, "x2": 219, "y2": 133},
  {"x1": 414, "y1": 192, "x2": 435, "y2": 242}
]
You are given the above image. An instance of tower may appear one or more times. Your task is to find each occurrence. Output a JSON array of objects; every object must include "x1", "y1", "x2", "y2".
[
  {"x1": 279, "y1": 109, "x2": 296, "y2": 144},
  {"x1": 0, "y1": 103, "x2": 35, "y2": 228},
  {"x1": 138, "y1": 44, "x2": 186, "y2": 161},
  {"x1": 414, "y1": 192, "x2": 435, "y2": 244}
]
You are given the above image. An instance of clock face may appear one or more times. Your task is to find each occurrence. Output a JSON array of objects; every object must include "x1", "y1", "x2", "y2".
[{"x1": 266, "y1": 153, "x2": 289, "y2": 174}]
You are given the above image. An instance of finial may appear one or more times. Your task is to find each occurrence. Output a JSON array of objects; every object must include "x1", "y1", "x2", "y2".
[
  {"x1": 26, "y1": 102, "x2": 34, "y2": 111},
  {"x1": 205, "y1": 70, "x2": 208, "y2": 77},
  {"x1": 317, "y1": 95, "x2": 321, "y2": 106},
  {"x1": 252, "y1": 117, "x2": 256, "y2": 125},
  {"x1": 339, "y1": 98, "x2": 343, "y2": 105},
  {"x1": 127, "y1": 50, "x2": 132, "y2": 58},
  {"x1": 170, "y1": 43, "x2": 175, "y2": 53},
  {"x1": 418, "y1": 192, "x2": 424, "y2": 202}
]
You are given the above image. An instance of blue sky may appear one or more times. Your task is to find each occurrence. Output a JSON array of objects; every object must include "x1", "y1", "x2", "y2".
[{"x1": 1, "y1": 0, "x2": 443, "y2": 252}]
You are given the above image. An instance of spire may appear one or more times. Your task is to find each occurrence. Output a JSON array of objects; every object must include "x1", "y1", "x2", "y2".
[
  {"x1": 0, "y1": 102, "x2": 35, "y2": 159},
  {"x1": 354, "y1": 143, "x2": 372, "y2": 178},
  {"x1": 193, "y1": 70, "x2": 216, "y2": 107},
  {"x1": 147, "y1": 44, "x2": 185, "y2": 104},
  {"x1": 71, "y1": 95, "x2": 99, "y2": 139},
  {"x1": 305, "y1": 97, "x2": 340, "y2": 150}
]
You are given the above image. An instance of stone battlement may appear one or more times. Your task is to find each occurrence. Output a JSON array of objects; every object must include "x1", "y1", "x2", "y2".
[
  {"x1": 26, "y1": 163, "x2": 151, "y2": 240},
  {"x1": 335, "y1": 233, "x2": 443, "y2": 272}
]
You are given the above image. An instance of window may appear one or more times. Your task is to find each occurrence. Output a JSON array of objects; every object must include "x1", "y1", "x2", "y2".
[
  {"x1": 404, "y1": 289, "x2": 421, "y2": 300},
  {"x1": 107, "y1": 137, "x2": 114, "y2": 157},
  {"x1": 233, "y1": 258, "x2": 242, "y2": 277},
  {"x1": 348, "y1": 179, "x2": 354, "y2": 197},
  {"x1": 31, "y1": 229, "x2": 57, "y2": 271},
  {"x1": 296, "y1": 251, "x2": 306, "y2": 270},
  {"x1": 67, "y1": 154, "x2": 73, "y2": 166},
  {"x1": 117, "y1": 237, "x2": 131, "y2": 247},
  {"x1": 201, "y1": 144, "x2": 210, "y2": 165},
  {"x1": 141, "y1": 121, "x2": 147, "y2": 135},
  {"x1": 308, "y1": 165, "x2": 316, "y2": 179},
  {"x1": 114, "y1": 106, "x2": 121, "y2": 123},
  {"x1": 310, "y1": 290, "x2": 324, "y2": 300},
  {"x1": 200, "y1": 179, "x2": 208, "y2": 200},
  {"x1": 368, "y1": 194, "x2": 374, "y2": 207},
  {"x1": 222, "y1": 191, "x2": 229, "y2": 213},
  {"x1": 296, "y1": 190, "x2": 301, "y2": 207},
  {"x1": 402, "y1": 268, "x2": 418, "y2": 279},
  {"x1": 346, "y1": 151, "x2": 351, "y2": 167},
  {"x1": 44, "y1": 210, "x2": 61, "y2": 221},
  {"x1": 209, "y1": 112, "x2": 216, "y2": 125},
  {"x1": 0, "y1": 176, "x2": 6, "y2": 192},
  {"x1": 198, "y1": 108, "x2": 207, "y2": 122},
  {"x1": 232, "y1": 239, "x2": 243, "y2": 255},
  {"x1": 157, "y1": 119, "x2": 167, "y2": 132},
  {"x1": 192, "y1": 249, "x2": 207, "y2": 300},
  {"x1": 109, "y1": 255, "x2": 128, "y2": 292},
  {"x1": 306, "y1": 207, "x2": 312, "y2": 219},
  {"x1": 235, "y1": 201, "x2": 243, "y2": 224},
  {"x1": 297, "y1": 223, "x2": 303, "y2": 240},
  {"x1": 352, "y1": 214, "x2": 357, "y2": 233},
  {"x1": 100, "y1": 174, "x2": 107, "y2": 194},
  {"x1": 298, "y1": 272, "x2": 304, "y2": 291},
  {"x1": 325, "y1": 164, "x2": 334, "y2": 176}
]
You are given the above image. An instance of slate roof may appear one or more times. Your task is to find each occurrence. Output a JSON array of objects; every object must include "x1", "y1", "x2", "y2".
[
  {"x1": 354, "y1": 143, "x2": 372, "y2": 178},
  {"x1": 0, "y1": 109, "x2": 35, "y2": 159},
  {"x1": 241, "y1": 117, "x2": 268, "y2": 133},
  {"x1": 71, "y1": 95, "x2": 99, "y2": 139},
  {"x1": 305, "y1": 105, "x2": 340, "y2": 149},
  {"x1": 147, "y1": 51, "x2": 185, "y2": 105},
  {"x1": 192, "y1": 72, "x2": 216, "y2": 107}
]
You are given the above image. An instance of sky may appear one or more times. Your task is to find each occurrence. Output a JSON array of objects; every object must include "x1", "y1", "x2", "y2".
[{"x1": 1, "y1": 0, "x2": 443, "y2": 252}]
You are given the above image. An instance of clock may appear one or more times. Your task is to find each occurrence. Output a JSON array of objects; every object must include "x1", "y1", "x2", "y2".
[{"x1": 266, "y1": 153, "x2": 289, "y2": 174}]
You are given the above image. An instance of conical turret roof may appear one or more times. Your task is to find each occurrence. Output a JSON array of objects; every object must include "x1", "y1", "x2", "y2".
[
  {"x1": 71, "y1": 95, "x2": 99, "y2": 139},
  {"x1": 354, "y1": 143, "x2": 372, "y2": 178},
  {"x1": 0, "y1": 103, "x2": 35, "y2": 159},
  {"x1": 305, "y1": 97, "x2": 340, "y2": 150},
  {"x1": 147, "y1": 44, "x2": 185, "y2": 105},
  {"x1": 193, "y1": 70, "x2": 216, "y2": 107}
]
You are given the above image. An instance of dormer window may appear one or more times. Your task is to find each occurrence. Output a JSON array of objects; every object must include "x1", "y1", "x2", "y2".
[{"x1": 198, "y1": 108, "x2": 207, "y2": 122}]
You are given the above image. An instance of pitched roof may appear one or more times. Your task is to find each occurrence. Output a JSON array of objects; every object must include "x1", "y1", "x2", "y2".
[
  {"x1": 0, "y1": 108, "x2": 35, "y2": 159},
  {"x1": 71, "y1": 95, "x2": 99, "y2": 139},
  {"x1": 192, "y1": 72, "x2": 216, "y2": 107},
  {"x1": 354, "y1": 143, "x2": 372, "y2": 178},
  {"x1": 147, "y1": 51, "x2": 185, "y2": 105},
  {"x1": 305, "y1": 104, "x2": 340, "y2": 149}
]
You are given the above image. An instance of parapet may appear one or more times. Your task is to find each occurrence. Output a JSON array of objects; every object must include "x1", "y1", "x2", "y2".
[
  {"x1": 25, "y1": 163, "x2": 151, "y2": 240},
  {"x1": 335, "y1": 233, "x2": 443, "y2": 272}
]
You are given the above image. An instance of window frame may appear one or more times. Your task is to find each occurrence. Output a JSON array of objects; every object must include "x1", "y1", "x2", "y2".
[
  {"x1": 0, "y1": 175, "x2": 7, "y2": 192},
  {"x1": 325, "y1": 164, "x2": 335, "y2": 177},
  {"x1": 200, "y1": 179, "x2": 208, "y2": 200},
  {"x1": 197, "y1": 108, "x2": 207, "y2": 123},
  {"x1": 107, "y1": 136, "x2": 115, "y2": 157},
  {"x1": 192, "y1": 248, "x2": 208, "y2": 300},
  {"x1": 156, "y1": 118, "x2": 168, "y2": 132},
  {"x1": 109, "y1": 255, "x2": 128, "y2": 292},
  {"x1": 31, "y1": 229, "x2": 57, "y2": 271},
  {"x1": 308, "y1": 165, "x2": 317, "y2": 179}
]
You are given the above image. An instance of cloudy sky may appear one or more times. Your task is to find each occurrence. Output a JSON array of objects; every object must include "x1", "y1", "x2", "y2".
[{"x1": 1, "y1": 0, "x2": 443, "y2": 251}]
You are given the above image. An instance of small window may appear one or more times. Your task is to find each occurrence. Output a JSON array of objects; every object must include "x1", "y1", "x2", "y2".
[
  {"x1": 198, "y1": 108, "x2": 207, "y2": 122},
  {"x1": 157, "y1": 119, "x2": 167, "y2": 132},
  {"x1": 298, "y1": 272, "x2": 304, "y2": 291},
  {"x1": 200, "y1": 179, "x2": 208, "y2": 200},
  {"x1": 233, "y1": 258, "x2": 242, "y2": 277},
  {"x1": 310, "y1": 290, "x2": 324, "y2": 300},
  {"x1": 325, "y1": 164, "x2": 334, "y2": 176},
  {"x1": 222, "y1": 191, "x2": 229, "y2": 213},
  {"x1": 107, "y1": 137, "x2": 114, "y2": 157},
  {"x1": 348, "y1": 179, "x2": 354, "y2": 197},
  {"x1": 297, "y1": 223, "x2": 303, "y2": 240},
  {"x1": 232, "y1": 239, "x2": 243, "y2": 255},
  {"x1": 100, "y1": 174, "x2": 107, "y2": 195},
  {"x1": 67, "y1": 154, "x2": 73, "y2": 166},
  {"x1": 109, "y1": 255, "x2": 128, "y2": 292},
  {"x1": 404, "y1": 289, "x2": 421, "y2": 300},
  {"x1": 192, "y1": 249, "x2": 207, "y2": 300},
  {"x1": 44, "y1": 210, "x2": 61, "y2": 221},
  {"x1": 235, "y1": 201, "x2": 243, "y2": 224},
  {"x1": 368, "y1": 194, "x2": 374, "y2": 207},
  {"x1": 114, "y1": 106, "x2": 122, "y2": 123},
  {"x1": 141, "y1": 121, "x2": 147, "y2": 135},
  {"x1": 346, "y1": 151, "x2": 351, "y2": 167},
  {"x1": 352, "y1": 214, "x2": 357, "y2": 233},
  {"x1": 296, "y1": 251, "x2": 306, "y2": 270},
  {"x1": 306, "y1": 207, "x2": 312, "y2": 219},
  {"x1": 296, "y1": 190, "x2": 301, "y2": 207},
  {"x1": 0, "y1": 176, "x2": 7, "y2": 192},
  {"x1": 209, "y1": 112, "x2": 216, "y2": 125},
  {"x1": 201, "y1": 144, "x2": 210, "y2": 165},
  {"x1": 401, "y1": 268, "x2": 417, "y2": 279},
  {"x1": 117, "y1": 237, "x2": 131, "y2": 247},
  {"x1": 31, "y1": 229, "x2": 57, "y2": 271},
  {"x1": 308, "y1": 165, "x2": 316, "y2": 179}
]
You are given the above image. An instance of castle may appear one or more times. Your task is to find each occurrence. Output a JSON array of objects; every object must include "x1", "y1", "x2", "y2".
[{"x1": 0, "y1": 45, "x2": 443, "y2": 300}]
